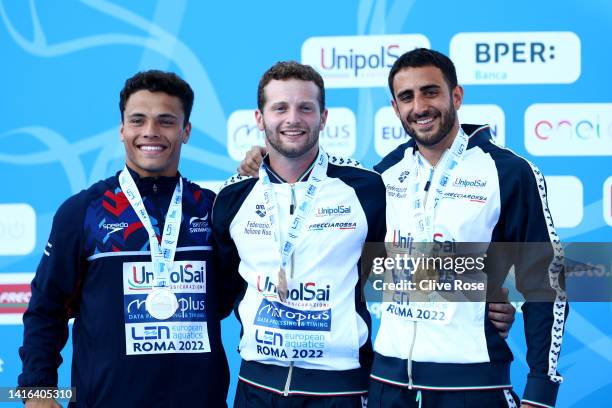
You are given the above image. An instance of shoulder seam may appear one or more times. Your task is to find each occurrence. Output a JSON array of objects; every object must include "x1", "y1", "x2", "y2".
[
  {"x1": 483, "y1": 143, "x2": 534, "y2": 168},
  {"x1": 219, "y1": 173, "x2": 254, "y2": 192},
  {"x1": 327, "y1": 154, "x2": 379, "y2": 175}
]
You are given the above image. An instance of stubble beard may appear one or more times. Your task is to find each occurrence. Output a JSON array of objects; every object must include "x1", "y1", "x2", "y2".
[
  {"x1": 264, "y1": 121, "x2": 320, "y2": 159},
  {"x1": 401, "y1": 100, "x2": 457, "y2": 148}
]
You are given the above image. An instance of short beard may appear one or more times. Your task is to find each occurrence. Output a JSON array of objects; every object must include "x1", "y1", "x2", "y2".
[
  {"x1": 264, "y1": 123, "x2": 319, "y2": 159},
  {"x1": 402, "y1": 100, "x2": 457, "y2": 148}
]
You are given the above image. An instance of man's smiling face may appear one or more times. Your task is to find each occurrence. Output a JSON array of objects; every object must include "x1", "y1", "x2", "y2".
[
  {"x1": 391, "y1": 65, "x2": 463, "y2": 148},
  {"x1": 120, "y1": 90, "x2": 191, "y2": 177}
]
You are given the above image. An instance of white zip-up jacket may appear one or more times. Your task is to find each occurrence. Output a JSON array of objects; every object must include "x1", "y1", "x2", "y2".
[
  {"x1": 213, "y1": 153, "x2": 386, "y2": 396},
  {"x1": 370, "y1": 124, "x2": 567, "y2": 408}
]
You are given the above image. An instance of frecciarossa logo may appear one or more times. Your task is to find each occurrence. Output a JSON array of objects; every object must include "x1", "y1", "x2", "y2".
[
  {"x1": 256, "y1": 275, "x2": 330, "y2": 302},
  {"x1": 308, "y1": 222, "x2": 356, "y2": 231}
]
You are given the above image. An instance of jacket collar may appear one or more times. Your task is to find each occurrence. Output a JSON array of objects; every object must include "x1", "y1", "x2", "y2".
[{"x1": 119, "y1": 166, "x2": 181, "y2": 195}]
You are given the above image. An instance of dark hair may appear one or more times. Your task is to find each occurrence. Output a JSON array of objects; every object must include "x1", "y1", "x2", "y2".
[
  {"x1": 257, "y1": 61, "x2": 325, "y2": 112},
  {"x1": 119, "y1": 70, "x2": 194, "y2": 126},
  {"x1": 388, "y1": 48, "x2": 458, "y2": 97}
]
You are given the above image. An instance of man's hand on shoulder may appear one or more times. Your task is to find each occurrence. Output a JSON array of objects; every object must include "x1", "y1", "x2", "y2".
[{"x1": 237, "y1": 146, "x2": 266, "y2": 177}]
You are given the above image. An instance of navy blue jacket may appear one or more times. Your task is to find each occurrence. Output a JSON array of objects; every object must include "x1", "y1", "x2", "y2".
[{"x1": 19, "y1": 169, "x2": 229, "y2": 407}]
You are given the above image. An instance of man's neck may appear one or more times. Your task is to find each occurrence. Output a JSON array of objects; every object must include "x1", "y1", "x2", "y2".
[
  {"x1": 416, "y1": 123, "x2": 460, "y2": 167},
  {"x1": 125, "y1": 164, "x2": 178, "y2": 179},
  {"x1": 267, "y1": 147, "x2": 319, "y2": 183}
]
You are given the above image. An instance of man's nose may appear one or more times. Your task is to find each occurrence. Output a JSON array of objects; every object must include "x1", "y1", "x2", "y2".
[
  {"x1": 413, "y1": 95, "x2": 428, "y2": 115},
  {"x1": 284, "y1": 107, "x2": 301, "y2": 125},
  {"x1": 143, "y1": 121, "x2": 160, "y2": 137}
]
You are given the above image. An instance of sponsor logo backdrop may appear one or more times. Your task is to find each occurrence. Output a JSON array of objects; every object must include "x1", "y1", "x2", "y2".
[{"x1": 0, "y1": 1, "x2": 610, "y2": 406}]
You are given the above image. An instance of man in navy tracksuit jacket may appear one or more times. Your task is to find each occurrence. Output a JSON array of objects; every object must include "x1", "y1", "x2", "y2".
[{"x1": 18, "y1": 71, "x2": 229, "y2": 407}]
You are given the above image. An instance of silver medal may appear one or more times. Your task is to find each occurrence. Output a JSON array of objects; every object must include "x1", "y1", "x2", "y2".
[{"x1": 146, "y1": 288, "x2": 178, "y2": 320}]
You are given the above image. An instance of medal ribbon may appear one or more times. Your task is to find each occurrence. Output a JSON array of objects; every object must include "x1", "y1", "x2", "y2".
[
  {"x1": 119, "y1": 166, "x2": 183, "y2": 288},
  {"x1": 410, "y1": 129, "x2": 469, "y2": 243},
  {"x1": 259, "y1": 149, "x2": 328, "y2": 298}
]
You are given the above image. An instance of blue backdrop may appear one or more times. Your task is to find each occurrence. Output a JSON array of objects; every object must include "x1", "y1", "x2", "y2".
[{"x1": 0, "y1": 1, "x2": 610, "y2": 406}]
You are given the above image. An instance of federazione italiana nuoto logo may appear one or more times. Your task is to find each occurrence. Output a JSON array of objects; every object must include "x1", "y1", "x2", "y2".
[{"x1": 302, "y1": 34, "x2": 430, "y2": 88}]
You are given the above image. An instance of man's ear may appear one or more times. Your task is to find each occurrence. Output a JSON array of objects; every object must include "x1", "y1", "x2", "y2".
[
  {"x1": 319, "y1": 108, "x2": 328, "y2": 131},
  {"x1": 120, "y1": 122, "x2": 125, "y2": 142},
  {"x1": 255, "y1": 109, "x2": 265, "y2": 131},
  {"x1": 182, "y1": 122, "x2": 192, "y2": 144},
  {"x1": 452, "y1": 85, "x2": 464, "y2": 111},
  {"x1": 391, "y1": 98, "x2": 400, "y2": 119}
]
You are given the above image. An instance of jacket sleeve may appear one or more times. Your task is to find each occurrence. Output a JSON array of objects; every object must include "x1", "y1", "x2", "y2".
[
  {"x1": 362, "y1": 173, "x2": 388, "y2": 283},
  {"x1": 502, "y1": 161, "x2": 568, "y2": 407},
  {"x1": 211, "y1": 186, "x2": 246, "y2": 319},
  {"x1": 18, "y1": 193, "x2": 87, "y2": 387}
]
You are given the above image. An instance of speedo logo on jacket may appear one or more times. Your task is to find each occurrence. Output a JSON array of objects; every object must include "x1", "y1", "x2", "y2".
[
  {"x1": 101, "y1": 222, "x2": 128, "y2": 230},
  {"x1": 256, "y1": 275, "x2": 330, "y2": 302}
]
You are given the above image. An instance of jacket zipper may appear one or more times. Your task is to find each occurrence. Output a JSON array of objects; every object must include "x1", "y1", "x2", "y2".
[
  {"x1": 408, "y1": 166, "x2": 434, "y2": 388},
  {"x1": 283, "y1": 183, "x2": 297, "y2": 396},
  {"x1": 407, "y1": 321, "x2": 417, "y2": 388},
  {"x1": 283, "y1": 363, "x2": 294, "y2": 396},
  {"x1": 289, "y1": 184, "x2": 296, "y2": 279}
]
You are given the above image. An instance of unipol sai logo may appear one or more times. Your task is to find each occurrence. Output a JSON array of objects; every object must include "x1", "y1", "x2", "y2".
[
  {"x1": 302, "y1": 34, "x2": 430, "y2": 88},
  {"x1": 459, "y1": 104, "x2": 505, "y2": 146},
  {"x1": 226, "y1": 107, "x2": 356, "y2": 159}
]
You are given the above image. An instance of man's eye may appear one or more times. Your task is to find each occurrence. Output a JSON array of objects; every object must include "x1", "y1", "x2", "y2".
[{"x1": 130, "y1": 118, "x2": 143, "y2": 125}]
